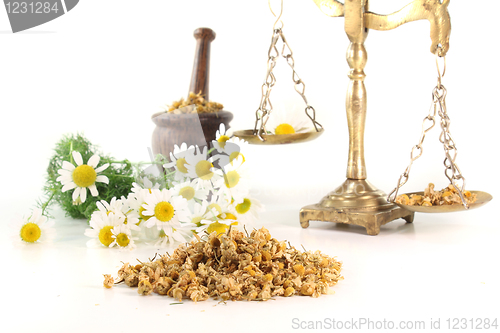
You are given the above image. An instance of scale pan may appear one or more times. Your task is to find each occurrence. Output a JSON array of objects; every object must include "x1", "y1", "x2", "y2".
[
  {"x1": 232, "y1": 129, "x2": 324, "y2": 145},
  {"x1": 395, "y1": 191, "x2": 493, "y2": 213}
]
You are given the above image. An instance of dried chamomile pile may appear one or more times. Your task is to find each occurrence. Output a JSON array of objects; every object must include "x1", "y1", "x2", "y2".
[
  {"x1": 396, "y1": 183, "x2": 477, "y2": 207},
  {"x1": 166, "y1": 91, "x2": 224, "y2": 114},
  {"x1": 103, "y1": 227, "x2": 343, "y2": 302}
]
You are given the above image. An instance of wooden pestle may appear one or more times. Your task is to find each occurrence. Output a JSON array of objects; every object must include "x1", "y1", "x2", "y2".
[
  {"x1": 152, "y1": 27, "x2": 232, "y2": 160},
  {"x1": 188, "y1": 28, "x2": 216, "y2": 100}
]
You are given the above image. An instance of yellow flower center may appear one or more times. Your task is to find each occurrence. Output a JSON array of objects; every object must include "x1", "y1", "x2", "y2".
[
  {"x1": 98, "y1": 226, "x2": 114, "y2": 246},
  {"x1": 224, "y1": 171, "x2": 240, "y2": 188},
  {"x1": 229, "y1": 152, "x2": 245, "y2": 164},
  {"x1": 179, "y1": 186, "x2": 195, "y2": 201},
  {"x1": 218, "y1": 212, "x2": 237, "y2": 221},
  {"x1": 20, "y1": 222, "x2": 41, "y2": 243},
  {"x1": 176, "y1": 158, "x2": 188, "y2": 174},
  {"x1": 115, "y1": 233, "x2": 130, "y2": 247},
  {"x1": 207, "y1": 221, "x2": 230, "y2": 234},
  {"x1": 191, "y1": 216, "x2": 203, "y2": 227},
  {"x1": 236, "y1": 198, "x2": 252, "y2": 214},
  {"x1": 275, "y1": 123, "x2": 295, "y2": 135},
  {"x1": 72, "y1": 165, "x2": 97, "y2": 188},
  {"x1": 207, "y1": 203, "x2": 222, "y2": 215},
  {"x1": 138, "y1": 205, "x2": 151, "y2": 221},
  {"x1": 217, "y1": 135, "x2": 230, "y2": 149},
  {"x1": 154, "y1": 201, "x2": 175, "y2": 222},
  {"x1": 195, "y1": 160, "x2": 214, "y2": 180}
]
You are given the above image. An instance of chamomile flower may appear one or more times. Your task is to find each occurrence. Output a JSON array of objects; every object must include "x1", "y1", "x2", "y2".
[
  {"x1": 154, "y1": 230, "x2": 170, "y2": 248},
  {"x1": 93, "y1": 197, "x2": 124, "y2": 217},
  {"x1": 164, "y1": 143, "x2": 196, "y2": 181},
  {"x1": 196, "y1": 195, "x2": 238, "y2": 235},
  {"x1": 84, "y1": 212, "x2": 124, "y2": 248},
  {"x1": 14, "y1": 208, "x2": 55, "y2": 244},
  {"x1": 230, "y1": 196, "x2": 263, "y2": 226},
  {"x1": 216, "y1": 123, "x2": 232, "y2": 141},
  {"x1": 56, "y1": 151, "x2": 109, "y2": 203},
  {"x1": 267, "y1": 106, "x2": 311, "y2": 135},
  {"x1": 131, "y1": 177, "x2": 160, "y2": 194},
  {"x1": 127, "y1": 188, "x2": 154, "y2": 225},
  {"x1": 185, "y1": 146, "x2": 221, "y2": 189},
  {"x1": 215, "y1": 155, "x2": 250, "y2": 205},
  {"x1": 204, "y1": 192, "x2": 231, "y2": 217},
  {"x1": 191, "y1": 200, "x2": 222, "y2": 234},
  {"x1": 197, "y1": 213, "x2": 238, "y2": 235},
  {"x1": 142, "y1": 189, "x2": 191, "y2": 233},
  {"x1": 211, "y1": 124, "x2": 248, "y2": 168},
  {"x1": 153, "y1": 223, "x2": 195, "y2": 248},
  {"x1": 109, "y1": 224, "x2": 137, "y2": 250},
  {"x1": 120, "y1": 197, "x2": 141, "y2": 229},
  {"x1": 92, "y1": 197, "x2": 140, "y2": 231},
  {"x1": 171, "y1": 179, "x2": 209, "y2": 205},
  {"x1": 213, "y1": 123, "x2": 233, "y2": 153}
]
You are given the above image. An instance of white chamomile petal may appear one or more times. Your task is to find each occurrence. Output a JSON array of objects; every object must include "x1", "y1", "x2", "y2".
[
  {"x1": 216, "y1": 123, "x2": 226, "y2": 139},
  {"x1": 80, "y1": 187, "x2": 88, "y2": 203},
  {"x1": 61, "y1": 182, "x2": 77, "y2": 192},
  {"x1": 95, "y1": 163, "x2": 109, "y2": 173},
  {"x1": 72, "y1": 187, "x2": 81, "y2": 201},
  {"x1": 87, "y1": 155, "x2": 100, "y2": 168},
  {"x1": 72, "y1": 151, "x2": 83, "y2": 166},
  {"x1": 96, "y1": 175, "x2": 109, "y2": 184},
  {"x1": 62, "y1": 161, "x2": 75, "y2": 171},
  {"x1": 89, "y1": 184, "x2": 98, "y2": 197}
]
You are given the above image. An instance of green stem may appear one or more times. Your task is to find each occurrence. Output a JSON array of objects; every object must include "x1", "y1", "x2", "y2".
[
  {"x1": 69, "y1": 141, "x2": 74, "y2": 164},
  {"x1": 103, "y1": 173, "x2": 135, "y2": 179},
  {"x1": 107, "y1": 159, "x2": 164, "y2": 167},
  {"x1": 164, "y1": 169, "x2": 177, "y2": 177},
  {"x1": 41, "y1": 190, "x2": 56, "y2": 216}
]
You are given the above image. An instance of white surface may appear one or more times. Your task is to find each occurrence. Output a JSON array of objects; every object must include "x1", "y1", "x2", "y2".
[{"x1": 1, "y1": 1, "x2": 499, "y2": 332}]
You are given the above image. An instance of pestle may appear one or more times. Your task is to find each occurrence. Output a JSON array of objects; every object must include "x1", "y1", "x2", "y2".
[{"x1": 188, "y1": 28, "x2": 216, "y2": 100}]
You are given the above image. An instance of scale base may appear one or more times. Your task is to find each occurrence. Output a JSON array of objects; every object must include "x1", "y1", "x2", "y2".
[{"x1": 300, "y1": 179, "x2": 415, "y2": 235}]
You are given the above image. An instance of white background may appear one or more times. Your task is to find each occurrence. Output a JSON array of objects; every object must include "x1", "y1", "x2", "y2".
[{"x1": 1, "y1": 1, "x2": 498, "y2": 332}]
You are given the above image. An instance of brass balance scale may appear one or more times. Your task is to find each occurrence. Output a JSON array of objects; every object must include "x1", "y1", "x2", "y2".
[{"x1": 233, "y1": 0, "x2": 493, "y2": 235}]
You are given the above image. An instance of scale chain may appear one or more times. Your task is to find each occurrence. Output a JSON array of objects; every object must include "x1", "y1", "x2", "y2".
[
  {"x1": 387, "y1": 67, "x2": 469, "y2": 209},
  {"x1": 435, "y1": 86, "x2": 468, "y2": 208},
  {"x1": 253, "y1": 28, "x2": 322, "y2": 140},
  {"x1": 387, "y1": 99, "x2": 437, "y2": 203},
  {"x1": 279, "y1": 29, "x2": 322, "y2": 132},
  {"x1": 254, "y1": 29, "x2": 281, "y2": 140}
]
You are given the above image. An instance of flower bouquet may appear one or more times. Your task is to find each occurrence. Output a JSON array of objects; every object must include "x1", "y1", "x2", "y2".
[{"x1": 16, "y1": 125, "x2": 262, "y2": 249}]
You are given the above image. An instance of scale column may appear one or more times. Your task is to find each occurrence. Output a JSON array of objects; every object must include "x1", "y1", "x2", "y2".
[
  {"x1": 299, "y1": 0, "x2": 414, "y2": 235},
  {"x1": 346, "y1": 41, "x2": 368, "y2": 180}
]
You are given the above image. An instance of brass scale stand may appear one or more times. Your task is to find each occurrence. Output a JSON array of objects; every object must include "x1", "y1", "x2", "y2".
[{"x1": 233, "y1": 0, "x2": 492, "y2": 235}]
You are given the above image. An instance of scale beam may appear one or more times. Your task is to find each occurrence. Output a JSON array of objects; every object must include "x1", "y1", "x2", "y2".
[
  {"x1": 364, "y1": 0, "x2": 450, "y2": 56},
  {"x1": 313, "y1": 0, "x2": 451, "y2": 55}
]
